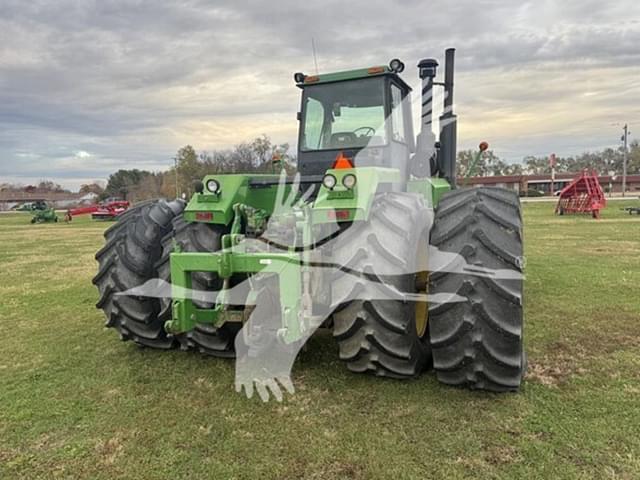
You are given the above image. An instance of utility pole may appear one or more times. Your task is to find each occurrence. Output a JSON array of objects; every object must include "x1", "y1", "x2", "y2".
[
  {"x1": 621, "y1": 124, "x2": 629, "y2": 197},
  {"x1": 549, "y1": 153, "x2": 556, "y2": 196},
  {"x1": 174, "y1": 156, "x2": 179, "y2": 199}
]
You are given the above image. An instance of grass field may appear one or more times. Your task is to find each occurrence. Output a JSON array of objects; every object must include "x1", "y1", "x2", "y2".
[{"x1": 1, "y1": 201, "x2": 640, "y2": 479}]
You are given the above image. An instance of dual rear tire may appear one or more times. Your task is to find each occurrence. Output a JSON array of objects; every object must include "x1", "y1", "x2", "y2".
[
  {"x1": 331, "y1": 188, "x2": 526, "y2": 390},
  {"x1": 92, "y1": 200, "x2": 238, "y2": 356},
  {"x1": 93, "y1": 188, "x2": 526, "y2": 391}
]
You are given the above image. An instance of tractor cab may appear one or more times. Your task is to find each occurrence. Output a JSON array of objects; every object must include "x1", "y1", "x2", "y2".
[{"x1": 295, "y1": 62, "x2": 415, "y2": 178}]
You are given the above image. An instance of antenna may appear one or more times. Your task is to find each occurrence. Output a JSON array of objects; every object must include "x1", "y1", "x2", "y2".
[{"x1": 311, "y1": 37, "x2": 319, "y2": 74}]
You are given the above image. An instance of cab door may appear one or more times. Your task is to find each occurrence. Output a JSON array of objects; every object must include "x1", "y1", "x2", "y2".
[{"x1": 386, "y1": 80, "x2": 414, "y2": 180}]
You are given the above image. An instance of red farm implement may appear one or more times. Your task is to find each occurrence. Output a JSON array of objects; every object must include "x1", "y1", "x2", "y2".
[
  {"x1": 555, "y1": 170, "x2": 606, "y2": 219},
  {"x1": 66, "y1": 200, "x2": 130, "y2": 221}
]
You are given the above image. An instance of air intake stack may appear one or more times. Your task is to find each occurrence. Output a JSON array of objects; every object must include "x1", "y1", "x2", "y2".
[
  {"x1": 412, "y1": 57, "x2": 439, "y2": 178},
  {"x1": 413, "y1": 49, "x2": 458, "y2": 185}
]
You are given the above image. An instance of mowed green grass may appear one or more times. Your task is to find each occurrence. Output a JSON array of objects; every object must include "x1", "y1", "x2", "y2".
[{"x1": 1, "y1": 201, "x2": 639, "y2": 480}]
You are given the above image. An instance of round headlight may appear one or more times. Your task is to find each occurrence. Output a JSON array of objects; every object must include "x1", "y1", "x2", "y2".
[
  {"x1": 342, "y1": 174, "x2": 357, "y2": 189},
  {"x1": 206, "y1": 179, "x2": 221, "y2": 194},
  {"x1": 322, "y1": 174, "x2": 337, "y2": 190},
  {"x1": 389, "y1": 58, "x2": 405, "y2": 73}
]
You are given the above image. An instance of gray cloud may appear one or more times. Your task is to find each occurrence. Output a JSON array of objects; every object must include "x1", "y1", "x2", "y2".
[{"x1": 1, "y1": 0, "x2": 639, "y2": 188}]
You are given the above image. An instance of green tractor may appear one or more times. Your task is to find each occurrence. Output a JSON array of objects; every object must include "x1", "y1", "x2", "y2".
[
  {"x1": 94, "y1": 49, "x2": 525, "y2": 393},
  {"x1": 30, "y1": 204, "x2": 58, "y2": 224}
]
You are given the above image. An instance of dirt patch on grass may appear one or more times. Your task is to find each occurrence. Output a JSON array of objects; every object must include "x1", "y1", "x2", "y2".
[
  {"x1": 0, "y1": 446, "x2": 19, "y2": 464},
  {"x1": 308, "y1": 461, "x2": 365, "y2": 480},
  {"x1": 455, "y1": 445, "x2": 524, "y2": 470},
  {"x1": 283, "y1": 459, "x2": 365, "y2": 480},
  {"x1": 527, "y1": 344, "x2": 587, "y2": 386},
  {"x1": 579, "y1": 241, "x2": 640, "y2": 256},
  {"x1": 485, "y1": 445, "x2": 523, "y2": 465},
  {"x1": 527, "y1": 317, "x2": 640, "y2": 386},
  {"x1": 95, "y1": 434, "x2": 126, "y2": 466},
  {"x1": 31, "y1": 433, "x2": 66, "y2": 452}
]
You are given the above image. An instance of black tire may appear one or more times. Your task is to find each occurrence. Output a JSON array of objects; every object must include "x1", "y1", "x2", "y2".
[
  {"x1": 331, "y1": 193, "x2": 432, "y2": 378},
  {"x1": 157, "y1": 216, "x2": 239, "y2": 358},
  {"x1": 93, "y1": 199, "x2": 185, "y2": 349},
  {"x1": 428, "y1": 187, "x2": 525, "y2": 392},
  {"x1": 102, "y1": 200, "x2": 157, "y2": 241}
]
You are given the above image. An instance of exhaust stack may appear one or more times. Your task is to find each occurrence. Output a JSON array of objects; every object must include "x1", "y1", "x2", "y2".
[
  {"x1": 412, "y1": 49, "x2": 457, "y2": 184},
  {"x1": 438, "y1": 48, "x2": 457, "y2": 187}
]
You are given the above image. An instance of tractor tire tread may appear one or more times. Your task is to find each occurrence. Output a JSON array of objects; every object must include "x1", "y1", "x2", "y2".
[
  {"x1": 332, "y1": 192, "x2": 431, "y2": 379},
  {"x1": 429, "y1": 187, "x2": 525, "y2": 392},
  {"x1": 158, "y1": 216, "x2": 238, "y2": 358},
  {"x1": 93, "y1": 199, "x2": 184, "y2": 349}
]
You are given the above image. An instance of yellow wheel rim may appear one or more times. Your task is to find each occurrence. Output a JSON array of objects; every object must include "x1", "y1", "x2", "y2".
[{"x1": 415, "y1": 245, "x2": 428, "y2": 338}]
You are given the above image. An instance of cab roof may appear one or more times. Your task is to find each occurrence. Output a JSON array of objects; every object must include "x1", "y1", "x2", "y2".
[{"x1": 296, "y1": 65, "x2": 412, "y2": 91}]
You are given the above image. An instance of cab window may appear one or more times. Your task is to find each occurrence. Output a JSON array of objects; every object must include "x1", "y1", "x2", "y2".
[
  {"x1": 301, "y1": 77, "x2": 387, "y2": 151},
  {"x1": 390, "y1": 84, "x2": 406, "y2": 143}
]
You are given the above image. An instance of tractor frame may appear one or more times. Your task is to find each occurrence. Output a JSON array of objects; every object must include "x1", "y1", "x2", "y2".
[{"x1": 166, "y1": 54, "x2": 457, "y2": 344}]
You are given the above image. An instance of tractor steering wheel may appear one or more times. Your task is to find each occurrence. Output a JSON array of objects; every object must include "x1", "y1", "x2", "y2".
[{"x1": 353, "y1": 126, "x2": 376, "y2": 137}]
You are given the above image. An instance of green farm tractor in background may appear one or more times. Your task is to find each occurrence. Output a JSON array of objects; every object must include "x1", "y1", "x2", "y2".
[
  {"x1": 30, "y1": 204, "x2": 58, "y2": 224},
  {"x1": 94, "y1": 49, "x2": 526, "y2": 392}
]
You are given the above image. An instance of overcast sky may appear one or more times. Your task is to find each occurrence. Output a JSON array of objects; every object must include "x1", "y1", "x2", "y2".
[{"x1": 1, "y1": 0, "x2": 639, "y2": 190}]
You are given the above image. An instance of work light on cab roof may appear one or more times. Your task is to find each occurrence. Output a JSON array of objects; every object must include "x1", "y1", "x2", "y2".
[{"x1": 293, "y1": 58, "x2": 406, "y2": 85}]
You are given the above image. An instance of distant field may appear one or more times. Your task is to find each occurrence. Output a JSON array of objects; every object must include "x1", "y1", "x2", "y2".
[{"x1": 1, "y1": 201, "x2": 640, "y2": 479}]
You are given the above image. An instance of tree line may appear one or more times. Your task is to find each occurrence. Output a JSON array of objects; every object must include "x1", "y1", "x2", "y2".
[
  {"x1": 0, "y1": 180, "x2": 71, "y2": 194},
  {"x1": 4, "y1": 135, "x2": 637, "y2": 201},
  {"x1": 103, "y1": 135, "x2": 295, "y2": 201},
  {"x1": 456, "y1": 140, "x2": 639, "y2": 177},
  {"x1": 105, "y1": 137, "x2": 640, "y2": 200}
]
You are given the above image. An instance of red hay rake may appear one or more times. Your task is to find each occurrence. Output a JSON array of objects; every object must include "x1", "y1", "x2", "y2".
[{"x1": 555, "y1": 170, "x2": 606, "y2": 219}]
